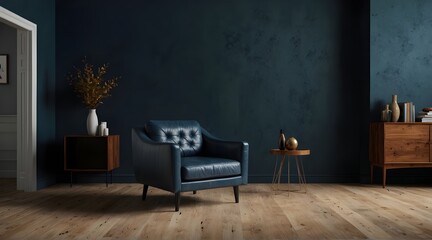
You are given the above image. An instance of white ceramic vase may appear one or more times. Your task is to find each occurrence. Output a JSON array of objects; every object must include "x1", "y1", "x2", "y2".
[{"x1": 86, "y1": 109, "x2": 99, "y2": 136}]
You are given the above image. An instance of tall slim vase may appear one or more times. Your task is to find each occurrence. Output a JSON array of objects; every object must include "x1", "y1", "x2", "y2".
[
  {"x1": 390, "y1": 95, "x2": 400, "y2": 122},
  {"x1": 87, "y1": 109, "x2": 99, "y2": 136},
  {"x1": 278, "y1": 129, "x2": 286, "y2": 150}
]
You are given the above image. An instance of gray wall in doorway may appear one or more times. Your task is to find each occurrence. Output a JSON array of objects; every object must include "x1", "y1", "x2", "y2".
[{"x1": 0, "y1": 22, "x2": 17, "y2": 115}]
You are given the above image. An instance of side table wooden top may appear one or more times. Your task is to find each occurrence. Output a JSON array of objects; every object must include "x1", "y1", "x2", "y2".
[{"x1": 270, "y1": 149, "x2": 311, "y2": 156}]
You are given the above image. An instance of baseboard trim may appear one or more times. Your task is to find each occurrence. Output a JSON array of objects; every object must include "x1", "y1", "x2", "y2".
[
  {"x1": 248, "y1": 175, "x2": 360, "y2": 183},
  {"x1": 56, "y1": 173, "x2": 361, "y2": 184},
  {"x1": 53, "y1": 173, "x2": 432, "y2": 185},
  {"x1": 57, "y1": 173, "x2": 136, "y2": 184},
  {"x1": 37, "y1": 175, "x2": 57, "y2": 190},
  {"x1": 0, "y1": 170, "x2": 16, "y2": 178}
]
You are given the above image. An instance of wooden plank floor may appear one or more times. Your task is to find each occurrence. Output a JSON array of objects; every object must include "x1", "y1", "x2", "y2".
[{"x1": 1, "y1": 179, "x2": 432, "y2": 239}]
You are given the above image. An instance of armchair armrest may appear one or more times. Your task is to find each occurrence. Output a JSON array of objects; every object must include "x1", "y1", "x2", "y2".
[
  {"x1": 132, "y1": 128, "x2": 181, "y2": 193},
  {"x1": 201, "y1": 128, "x2": 249, "y2": 184}
]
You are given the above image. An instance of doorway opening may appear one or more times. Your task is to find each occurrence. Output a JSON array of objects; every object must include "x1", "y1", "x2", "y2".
[
  {"x1": 0, "y1": 6, "x2": 37, "y2": 191},
  {"x1": 0, "y1": 22, "x2": 17, "y2": 181}
]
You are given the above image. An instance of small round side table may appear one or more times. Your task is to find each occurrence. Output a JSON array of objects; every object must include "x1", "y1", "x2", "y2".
[{"x1": 270, "y1": 149, "x2": 310, "y2": 192}]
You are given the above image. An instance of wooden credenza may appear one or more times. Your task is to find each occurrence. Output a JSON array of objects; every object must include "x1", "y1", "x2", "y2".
[
  {"x1": 64, "y1": 135, "x2": 120, "y2": 187},
  {"x1": 369, "y1": 122, "x2": 432, "y2": 187}
]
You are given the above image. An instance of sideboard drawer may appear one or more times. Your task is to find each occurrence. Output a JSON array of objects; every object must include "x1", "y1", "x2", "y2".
[
  {"x1": 384, "y1": 124, "x2": 429, "y2": 141},
  {"x1": 384, "y1": 141, "x2": 429, "y2": 163}
]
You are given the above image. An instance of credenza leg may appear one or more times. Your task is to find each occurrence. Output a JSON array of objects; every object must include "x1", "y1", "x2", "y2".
[
  {"x1": 70, "y1": 171, "x2": 72, "y2": 187},
  {"x1": 382, "y1": 167, "x2": 386, "y2": 188},
  {"x1": 370, "y1": 165, "x2": 373, "y2": 184}
]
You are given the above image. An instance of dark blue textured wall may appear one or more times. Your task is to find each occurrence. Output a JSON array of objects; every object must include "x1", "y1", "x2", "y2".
[
  {"x1": 371, "y1": 0, "x2": 432, "y2": 183},
  {"x1": 9, "y1": 0, "x2": 431, "y2": 186},
  {"x1": 371, "y1": 0, "x2": 432, "y2": 116},
  {"x1": 55, "y1": 0, "x2": 369, "y2": 183},
  {"x1": 0, "y1": 0, "x2": 56, "y2": 188}
]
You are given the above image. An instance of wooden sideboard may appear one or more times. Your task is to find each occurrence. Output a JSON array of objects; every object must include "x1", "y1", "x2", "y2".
[
  {"x1": 369, "y1": 122, "x2": 432, "y2": 187},
  {"x1": 64, "y1": 135, "x2": 120, "y2": 187}
]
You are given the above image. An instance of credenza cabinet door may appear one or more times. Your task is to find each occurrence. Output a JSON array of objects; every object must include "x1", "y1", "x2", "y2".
[{"x1": 64, "y1": 135, "x2": 120, "y2": 171}]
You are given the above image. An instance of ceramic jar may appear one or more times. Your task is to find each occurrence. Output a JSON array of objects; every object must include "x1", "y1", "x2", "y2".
[
  {"x1": 98, "y1": 122, "x2": 107, "y2": 136},
  {"x1": 381, "y1": 104, "x2": 392, "y2": 122}
]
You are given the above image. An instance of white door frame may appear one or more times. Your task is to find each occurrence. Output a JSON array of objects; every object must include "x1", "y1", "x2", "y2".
[{"x1": 0, "y1": 6, "x2": 37, "y2": 191}]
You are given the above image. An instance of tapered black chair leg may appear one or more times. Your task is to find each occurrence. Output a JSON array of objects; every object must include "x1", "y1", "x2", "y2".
[
  {"x1": 142, "y1": 184, "x2": 149, "y2": 200},
  {"x1": 175, "y1": 192, "x2": 180, "y2": 211},
  {"x1": 193, "y1": 191, "x2": 197, "y2": 194},
  {"x1": 233, "y1": 186, "x2": 239, "y2": 203}
]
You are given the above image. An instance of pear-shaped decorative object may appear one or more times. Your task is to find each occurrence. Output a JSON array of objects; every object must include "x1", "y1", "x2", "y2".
[{"x1": 390, "y1": 95, "x2": 400, "y2": 122}]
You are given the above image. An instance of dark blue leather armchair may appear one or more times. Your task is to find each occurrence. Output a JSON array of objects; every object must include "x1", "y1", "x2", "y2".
[{"x1": 132, "y1": 120, "x2": 249, "y2": 211}]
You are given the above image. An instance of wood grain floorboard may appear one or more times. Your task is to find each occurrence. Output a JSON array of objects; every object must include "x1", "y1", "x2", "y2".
[
  {"x1": 1, "y1": 180, "x2": 432, "y2": 239},
  {"x1": 311, "y1": 184, "x2": 392, "y2": 239}
]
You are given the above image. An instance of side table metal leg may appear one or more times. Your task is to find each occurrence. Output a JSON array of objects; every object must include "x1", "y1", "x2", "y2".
[
  {"x1": 271, "y1": 155, "x2": 286, "y2": 191},
  {"x1": 277, "y1": 156, "x2": 286, "y2": 189},
  {"x1": 287, "y1": 156, "x2": 290, "y2": 193},
  {"x1": 272, "y1": 155, "x2": 279, "y2": 185},
  {"x1": 295, "y1": 156, "x2": 302, "y2": 190},
  {"x1": 299, "y1": 157, "x2": 307, "y2": 192}
]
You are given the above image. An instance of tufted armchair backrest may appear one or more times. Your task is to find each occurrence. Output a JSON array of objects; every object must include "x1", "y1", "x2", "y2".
[{"x1": 144, "y1": 120, "x2": 203, "y2": 157}]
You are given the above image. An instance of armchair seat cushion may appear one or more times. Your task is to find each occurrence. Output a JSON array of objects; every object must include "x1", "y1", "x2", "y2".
[{"x1": 181, "y1": 157, "x2": 241, "y2": 181}]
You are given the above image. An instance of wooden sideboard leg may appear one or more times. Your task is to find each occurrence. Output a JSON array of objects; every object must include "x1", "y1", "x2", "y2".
[
  {"x1": 111, "y1": 170, "x2": 113, "y2": 184},
  {"x1": 382, "y1": 167, "x2": 387, "y2": 188},
  {"x1": 370, "y1": 164, "x2": 373, "y2": 184}
]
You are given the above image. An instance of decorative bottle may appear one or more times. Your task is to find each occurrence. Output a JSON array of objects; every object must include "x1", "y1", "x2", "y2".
[
  {"x1": 381, "y1": 104, "x2": 392, "y2": 122},
  {"x1": 278, "y1": 129, "x2": 286, "y2": 150},
  {"x1": 390, "y1": 95, "x2": 400, "y2": 122}
]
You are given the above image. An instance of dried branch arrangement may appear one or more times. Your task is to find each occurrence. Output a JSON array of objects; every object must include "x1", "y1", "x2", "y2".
[{"x1": 67, "y1": 58, "x2": 119, "y2": 109}]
